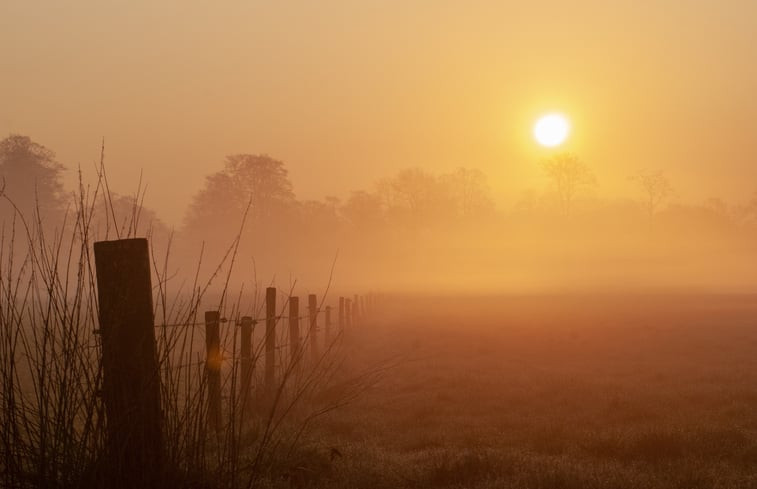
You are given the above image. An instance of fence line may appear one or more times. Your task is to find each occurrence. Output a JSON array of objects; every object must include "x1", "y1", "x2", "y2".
[
  {"x1": 94, "y1": 236, "x2": 386, "y2": 449},
  {"x1": 155, "y1": 312, "x2": 333, "y2": 328},
  {"x1": 158, "y1": 287, "x2": 381, "y2": 433}
]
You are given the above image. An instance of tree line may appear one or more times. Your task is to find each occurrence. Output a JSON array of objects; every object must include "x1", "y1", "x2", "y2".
[{"x1": 4, "y1": 132, "x2": 757, "y2": 250}]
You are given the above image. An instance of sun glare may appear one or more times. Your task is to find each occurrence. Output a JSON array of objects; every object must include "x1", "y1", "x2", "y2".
[{"x1": 533, "y1": 113, "x2": 570, "y2": 147}]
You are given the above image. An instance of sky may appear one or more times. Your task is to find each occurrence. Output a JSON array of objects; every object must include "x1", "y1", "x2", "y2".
[{"x1": 2, "y1": 0, "x2": 757, "y2": 225}]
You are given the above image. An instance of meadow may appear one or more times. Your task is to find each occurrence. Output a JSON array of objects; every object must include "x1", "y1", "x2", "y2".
[
  {"x1": 5, "y1": 205, "x2": 757, "y2": 488},
  {"x1": 293, "y1": 293, "x2": 757, "y2": 488}
]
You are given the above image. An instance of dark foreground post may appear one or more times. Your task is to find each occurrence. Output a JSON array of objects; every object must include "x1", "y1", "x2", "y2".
[
  {"x1": 205, "y1": 311, "x2": 221, "y2": 431},
  {"x1": 338, "y1": 297, "x2": 345, "y2": 333},
  {"x1": 289, "y1": 296, "x2": 300, "y2": 366},
  {"x1": 345, "y1": 299, "x2": 352, "y2": 329},
  {"x1": 308, "y1": 294, "x2": 319, "y2": 361},
  {"x1": 240, "y1": 316, "x2": 253, "y2": 414},
  {"x1": 265, "y1": 287, "x2": 276, "y2": 392},
  {"x1": 94, "y1": 238, "x2": 163, "y2": 486},
  {"x1": 325, "y1": 306, "x2": 332, "y2": 345}
]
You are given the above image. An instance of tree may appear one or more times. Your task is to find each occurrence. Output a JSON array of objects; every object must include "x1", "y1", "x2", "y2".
[
  {"x1": 96, "y1": 193, "x2": 171, "y2": 242},
  {"x1": 441, "y1": 167, "x2": 494, "y2": 219},
  {"x1": 630, "y1": 170, "x2": 674, "y2": 219},
  {"x1": 184, "y1": 154, "x2": 295, "y2": 235},
  {"x1": 0, "y1": 134, "x2": 65, "y2": 221},
  {"x1": 379, "y1": 168, "x2": 435, "y2": 214},
  {"x1": 341, "y1": 190, "x2": 385, "y2": 228},
  {"x1": 323, "y1": 195, "x2": 341, "y2": 216},
  {"x1": 737, "y1": 192, "x2": 757, "y2": 225},
  {"x1": 540, "y1": 153, "x2": 596, "y2": 216},
  {"x1": 297, "y1": 199, "x2": 340, "y2": 229},
  {"x1": 378, "y1": 168, "x2": 456, "y2": 226}
]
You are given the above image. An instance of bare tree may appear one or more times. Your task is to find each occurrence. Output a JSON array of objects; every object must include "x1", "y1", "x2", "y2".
[
  {"x1": 441, "y1": 167, "x2": 494, "y2": 218},
  {"x1": 630, "y1": 170, "x2": 674, "y2": 219},
  {"x1": 540, "y1": 153, "x2": 596, "y2": 216},
  {"x1": 377, "y1": 168, "x2": 455, "y2": 226}
]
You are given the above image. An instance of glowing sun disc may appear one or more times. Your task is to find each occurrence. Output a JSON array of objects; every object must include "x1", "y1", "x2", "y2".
[{"x1": 534, "y1": 113, "x2": 570, "y2": 147}]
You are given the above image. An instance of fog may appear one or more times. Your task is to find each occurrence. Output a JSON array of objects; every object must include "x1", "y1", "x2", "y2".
[
  {"x1": 4, "y1": 1, "x2": 757, "y2": 225},
  {"x1": 3, "y1": 135, "x2": 757, "y2": 298},
  {"x1": 6, "y1": 3, "x2": 757, "y2": 488},
  {"x1": 4, "y1": 2, "x2": 757, "y2": 296}
]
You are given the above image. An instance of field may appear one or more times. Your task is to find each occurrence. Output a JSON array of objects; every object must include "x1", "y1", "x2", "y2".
[{"x1": 293, "y1": 294, "x2": 757, "y2": 488}]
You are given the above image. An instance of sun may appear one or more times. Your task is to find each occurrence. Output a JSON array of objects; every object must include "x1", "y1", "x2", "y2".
[{"x1": 533, "y1": 113, "x2": 570, "y2": 147}]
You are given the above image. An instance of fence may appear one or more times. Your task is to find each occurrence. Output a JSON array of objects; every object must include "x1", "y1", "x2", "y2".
[{"x1": 92, "y1": 237, "x2": 380, "y2": 483}]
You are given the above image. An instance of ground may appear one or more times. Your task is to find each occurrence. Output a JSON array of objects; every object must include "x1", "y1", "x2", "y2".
[{"x1": 294, "y1": 294, "x2": 757, "y2": 488}]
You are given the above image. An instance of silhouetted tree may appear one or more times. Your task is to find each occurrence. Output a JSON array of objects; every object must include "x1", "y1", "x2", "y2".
[
  {"x1": 0, "y1": 134, "x2": 65, "y2": 221},
  {"x1": 298, "y1": 199, "x2": 340, "y2": 229},
  {"x1": 95, "y1": 193, "x2": 171, "y2": 243},
  {"x1": 184, "y1": 154, "x2": 295, "y2": 235},
  {"x1": 341, "y1": 190, "x2": 385, "y2": 228},
  {"x1": 323, "y1": 195, "x2": 341, "y2": 216},
  {"x1": 631, "y1": 170, "x2": 674, "y2": 219},
  {"x1": 737, "y1": 192, "x2": 757, "y2": 225},
  {"x1": 441, "y1": 167, "x2": 494, "y2": 218},
  {"x1": 540, "y1": 153, "x2": 596, "y2": 216},
  {"x1": 378, "y1": 168, "x2": 456, "y2": 226}
]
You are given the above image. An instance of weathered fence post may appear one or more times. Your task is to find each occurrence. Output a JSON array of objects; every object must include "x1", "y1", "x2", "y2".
[
  {"x1": 205, "y1": 311, "x2": 221, "y2": 431},
  {"x1": 94, "y1": 238, "x2": 163, "y2": 485},
  {"x1": 345, "y1": 299, "x2": 352, "y2": 329},
  {"x1": 240, "y1": 316, "x2": 253, "y2": 414},
  {"x1": 353, "y1": 294, "x2": 360, "y2": 325},
  {"x1": 308, "y1": 294, "x2": 318, "y2": 361},
  {"x1": 338, "y1": 297, "x2": 345, "y2": 333},
  {"x1": 265, "y1": 287, "x2": 276, "y2": 393},
  {"x1": 289, "y1": 296, "x2": 300, "y2": 366},
  {"x1": 325, "y1": 305, "x2": 332, "y2": 345}
]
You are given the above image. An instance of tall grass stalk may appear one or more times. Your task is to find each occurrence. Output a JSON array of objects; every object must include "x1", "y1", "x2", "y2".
[{"x1": 0, "y1": 158, "x2": 381, "y2": 488}]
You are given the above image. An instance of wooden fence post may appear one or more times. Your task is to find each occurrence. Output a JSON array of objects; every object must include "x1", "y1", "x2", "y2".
[
  {"x1": 240, "y1": 316, "x2": 253, "y2": 415},
  {"x1": 94, "y1": 238, "x2": 163, "y2": 485},
  {"x1": 265, "y1": 287, "x2": 276, "y2": 393},
  {"x1": 325, "y1": 306, "x2": 332, "y2": 345},
  {"x1": 289, "y1": 296, "x2": 300, "y2": 366},
  {"x1": 353, "y1": 294, "x2": 360, "y2": 326},
  {"x1": 308, "y1": 294, "x2": 318, "y2": 361},
  {"x1": 205, "y1": 311, "x2": 221, "y2": 431},
  {"x1": 345, "y1": 299, "x2": 352, "y2": 329},
  {"x1": 338, "y1": 297, "x2": 345, "y2": 333}
]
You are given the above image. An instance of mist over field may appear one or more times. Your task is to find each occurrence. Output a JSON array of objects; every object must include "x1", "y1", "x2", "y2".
[
  {"x1": 4, "y1": 134, "x2": 757, "y2": 297},
  {"x1": 4, "y1": 1, "x2": 757, "y2": 488}
]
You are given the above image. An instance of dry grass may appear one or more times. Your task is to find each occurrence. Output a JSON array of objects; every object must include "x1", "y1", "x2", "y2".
[
  {"x1": 301, "y1": 294, "x2": 757, "y2": 488},
  {"x1": 0, "y1": 165, "x2": 380, "y2": 488}
]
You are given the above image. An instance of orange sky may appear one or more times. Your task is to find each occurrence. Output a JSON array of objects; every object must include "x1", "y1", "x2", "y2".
[{"x1": 2, "y1": 1, "x2": 756, "y2": 224}]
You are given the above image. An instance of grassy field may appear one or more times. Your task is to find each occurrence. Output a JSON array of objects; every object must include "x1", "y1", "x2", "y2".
[{"x1": 286, "y1": 294, "x2": 757, "y2": 488}]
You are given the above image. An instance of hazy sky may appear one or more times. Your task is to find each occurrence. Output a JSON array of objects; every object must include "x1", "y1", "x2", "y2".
[{"x1": 2, "y1": 1, "x2": 756, "y2": 224}]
